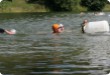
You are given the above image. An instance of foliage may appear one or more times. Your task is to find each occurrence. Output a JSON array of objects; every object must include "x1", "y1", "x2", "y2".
[
  {"x1": 4, "y1": 0, "x2": 12, "y2": 1},
  {"x1": 0, "y1": 0, "x2": 109, "y2": 12},
  {"x1": 26, "y1": 0, "x2": 108, "y2": 12},
  {"x1": 80, "y1": 0, "x2": 107, "y2": 11},
  {"x1": 26, "y1": 0, "x2": 45, "y2": 4},
  {"x1": 27, "y1": 0, "x2": 81, "y2": 11},
  {"x1": 44, "y1": 0, "x2": 73, "y2": 11}
]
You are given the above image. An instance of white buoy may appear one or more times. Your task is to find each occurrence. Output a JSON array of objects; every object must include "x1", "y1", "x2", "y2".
[
  {"x1": 108, "y1": 0, "x2": 110, "y2": 2},
  {"x1": 106, "y1": 73, "x2": 110, "y2": 75},
  {"x1": 84, "y1": 20, "x2": 110, "y2": 33},
  {"x1": 0, "y1": 72, "x2": 2, "y2": 75},
  {"x1": 0, "y1": 0, "x2": 2, "y2": 2}
]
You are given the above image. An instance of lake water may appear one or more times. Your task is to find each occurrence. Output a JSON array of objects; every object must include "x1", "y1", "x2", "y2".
[{"x1": 0, "y1": 12, "x2": 110, "y2": 75}]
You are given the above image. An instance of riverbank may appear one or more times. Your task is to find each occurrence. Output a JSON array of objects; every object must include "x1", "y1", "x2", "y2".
[
  {"x1": 0, "y1": 1, "x2": 110, "y2": 13},
  {"x1": 103, "y1": 4, "x2": 110, "y2": 12},
  {"x1": 0, "y1": 1, "x2": 49, "y2": 13}
]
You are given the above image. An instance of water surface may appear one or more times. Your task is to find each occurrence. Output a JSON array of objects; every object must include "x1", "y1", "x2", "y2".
[{"x1": 0, "y1": 12, "x2": 110, "y2": 75}]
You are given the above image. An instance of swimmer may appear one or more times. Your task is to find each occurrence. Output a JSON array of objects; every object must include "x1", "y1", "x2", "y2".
[
  {"x1": 59, "y1": 24, "x2": 64, "y2": 32},
  {"x1": 81, "y1": 19, "x2": 88, "y2": 33},
  {"x1": 82, "y1": 19, "x2": 88, "y2": 26},
  {"x1": 52, "y1": 23, "x2": 64, "y2": 33},
  {"x1": 0, "y1": 28, "x2": 16, "y2": 35}
]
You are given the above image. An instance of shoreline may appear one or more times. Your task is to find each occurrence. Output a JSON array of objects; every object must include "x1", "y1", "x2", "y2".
[{"x1": 0, "y1": 2, "x2": 109, "y2": 13}]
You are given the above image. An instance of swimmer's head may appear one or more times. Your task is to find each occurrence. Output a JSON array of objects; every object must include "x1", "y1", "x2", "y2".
[
  {"x1": 52, "y1": 23, "x2": 60, "y2": 33},
  {"x1": 52, "y1": 24, "x2": 59, "y2": 29},
  {"x1": 83, "y1": 20, "x2": 88, "y2": 23}
]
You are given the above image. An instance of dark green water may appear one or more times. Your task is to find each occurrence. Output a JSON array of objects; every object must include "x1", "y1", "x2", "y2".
[{"x1": 0, "y1": 12, "x2": 110, "y2": 75}]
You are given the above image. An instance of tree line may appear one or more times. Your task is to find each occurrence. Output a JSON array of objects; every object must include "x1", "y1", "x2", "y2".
[{"x1": 4, "y1": 0, "x2": 109, "y2": 12}]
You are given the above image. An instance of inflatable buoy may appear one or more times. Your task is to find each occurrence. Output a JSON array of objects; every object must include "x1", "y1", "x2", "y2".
[
  {"x1": 0, "y1": 0, "x2": 2, "y2": 3},
  {"x1": 106, "y1": 72, "x2": 110, "y2": 75},
  {"x1": 84, "y1": 20, "x2": 109, "y2": 33}
]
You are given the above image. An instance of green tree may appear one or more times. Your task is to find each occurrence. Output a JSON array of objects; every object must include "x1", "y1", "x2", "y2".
[
  {"x1": 80, "y1": 0, "x2": 107, "y2": 11},
  {"x1": 27, "y1": 0, "x2": 81, "y2": 11},
  {"x1": 26, "y1": 0, "x2": 44, "y2": 3},
  {"x1": 45, "y1": 0, "x2": 78, "y2": 11}
]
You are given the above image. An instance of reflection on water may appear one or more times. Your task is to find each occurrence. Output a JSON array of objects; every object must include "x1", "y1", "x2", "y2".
[{"x1": 0, "y1": 12, "x2": 110, "y2": 75}]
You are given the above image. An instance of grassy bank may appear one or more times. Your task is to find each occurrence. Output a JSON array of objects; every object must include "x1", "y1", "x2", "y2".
[
  {"x1": 103, "y1": 4, "x2": 110, "y2": 11},
  {"x1": 0, "y1": 1, "x2": 49, "y2": 13},
  {"x1": 0, "y1": 0, "x2": 110, "y2": 13}
]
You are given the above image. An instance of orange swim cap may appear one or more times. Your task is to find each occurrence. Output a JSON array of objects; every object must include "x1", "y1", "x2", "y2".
[
  {"x1": 52, "y1": 24, "x2": 59, "y2": 29},
  {"x1": 52, "y1": 24, "x2": 60, "y2": 33}
]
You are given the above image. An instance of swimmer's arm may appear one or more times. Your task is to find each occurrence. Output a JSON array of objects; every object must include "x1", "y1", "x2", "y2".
[{"x1": 5, "y1": 30, "x2": 14, "y2": 35}]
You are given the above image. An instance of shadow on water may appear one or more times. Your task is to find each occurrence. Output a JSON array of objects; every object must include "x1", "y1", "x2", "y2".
[{"x1": 0, "y1": 12, "x2": 110, "y2": 75}]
